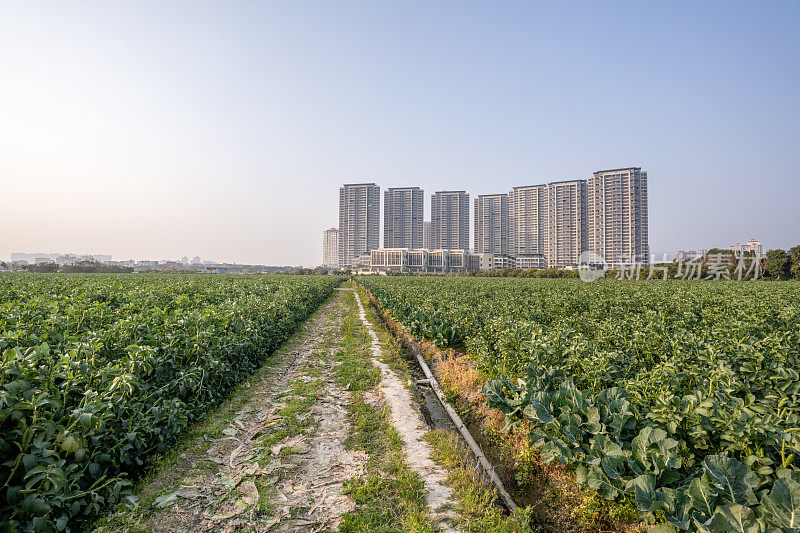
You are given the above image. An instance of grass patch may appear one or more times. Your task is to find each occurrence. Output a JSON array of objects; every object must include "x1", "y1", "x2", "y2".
[
  {"x1": 339, "y1": 393, "x2": 435, "y2": 533},
  {"x1": 335, "y1": 297, "x2": 381, "y2": 391},
  {"x1": 340, "y1": 473, "x2": 434, "y2": 533},
  {"x1": 356, "y1": 288, "x2": 414, "y2": 378},
  {"x1": 335, "y1": 285, "x2": 436, "y2": 533},
  {"x1": 424, "y1": 429, "x2": 533, "y2": 532}
]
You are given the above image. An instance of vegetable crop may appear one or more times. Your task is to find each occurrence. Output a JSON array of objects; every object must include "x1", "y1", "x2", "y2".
[
  {"x1": 0, "y1": 273, "x2": 342, "y2": 532},
  {"x1": 359, "y1": 276, "x2": 800, "y2": 532}
]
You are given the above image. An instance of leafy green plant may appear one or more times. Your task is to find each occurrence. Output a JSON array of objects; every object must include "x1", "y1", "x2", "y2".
[
  {"x1": 358, "y1": 276, "x2": 800, "y2": 532},
  {"x1": 0, "y1": 273, "x2": 342, "y2": 531}
]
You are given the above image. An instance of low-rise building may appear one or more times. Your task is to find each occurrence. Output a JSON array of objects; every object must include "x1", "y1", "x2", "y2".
[
  {"x1": 491, "y1": 254, "x2": 516, "y2": 270},
  {"x1": 369, "y1": 248, "x2": 489, "y2": 273},
  {"x1": 515, "y1": 254, "x2": 547, "y2": 270}
]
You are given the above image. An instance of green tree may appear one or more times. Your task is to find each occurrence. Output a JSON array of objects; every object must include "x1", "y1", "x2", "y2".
[
  {"x1": 764, "y1": 249, "x2": 791, "y2": 280},
  {"x1": 26, "y1": 262, "x2": 60, "y2": 273},
  {"x1": 789, "y1": 245, "x2": 800, "y2": 280},
  {"x1": 789, "y1": 244, "x2": 800, "y2": 265}
]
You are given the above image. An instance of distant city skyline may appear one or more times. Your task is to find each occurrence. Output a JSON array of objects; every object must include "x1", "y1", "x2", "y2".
[
  {"x1": 2, "y1": 2, "x2": 798, "y2": 266},
  {"x1": 331, "y1": 167, "x2": 649, "y2": 270}
]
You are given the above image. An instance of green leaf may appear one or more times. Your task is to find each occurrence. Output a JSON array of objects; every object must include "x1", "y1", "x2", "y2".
[
  {"x1": 632, "y1": 474, "x2": 660, "y2": 511},
  {"x1": 22, "y1": 495, "x2": 51, "y2": 515},
  {"x1": 761, "y1": 477, "x2": 800, "y2": 531},
  {"x1": 586, "y1": 465, "x2": 621, "y2": 500},
  {"x1": 575, "y1": 464, "x2": 588, "y2": 485},
  {"x1": 661, "y1": 488, "x2": 692, "y2": 531},
  {"x1": 713, "y1": 504, "x2": 761, "y2": 533},
  {"x1": 633, "y1": 426, "x2": 666, "y2": 464},
  {"x1": 61, "y1": 433, "x2": 79, "y2": 453},
  {"x1": 688, "y1": 475, "x2": 717, "y2": 523},
  {"x1": 695, "y1": 508, "x2": 738, "y2": 533},
  {"x1": 539, "y1": 437, "x2": 573, "y2": 464},
  {"x1": 590, "y1": 434, "x2": 628, "y2": 480},
  {"x1": 703, "y1": 455, "x2": 758, "y2": 506},
  {"x1": 522, "y1": 397, "x2": 554, "y2": 424}
]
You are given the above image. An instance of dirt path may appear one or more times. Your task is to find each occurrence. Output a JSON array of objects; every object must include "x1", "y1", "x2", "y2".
[
  {"x1": 99, "y1": 286, "x2": 469, "y2": 532},
  {"x1": 352, "y1": 289, "x2": 459, "y2": 532},
  {"x1": 113, "y1": 292, "x2": 365, "y2": 532}
]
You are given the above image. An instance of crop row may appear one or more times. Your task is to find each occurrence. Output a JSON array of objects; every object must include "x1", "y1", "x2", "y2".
[
  {"x1": 0, "y1": 274, "x2": 342, "y2": 532},
  {"x1": 358, "y1": 276, "x2": 800, "y2": 532}
]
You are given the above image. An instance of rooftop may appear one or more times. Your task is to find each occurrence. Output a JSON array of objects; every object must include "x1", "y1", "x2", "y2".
[
  {"x1": 512, "y1": 184, "x2": 547, "y2": 189},
  {"x1": 592, "y1": 167, "x2": 642, "y2": 174},
  {"x1": 548, "y1": 179, "x2": 586, "y2": 186}
]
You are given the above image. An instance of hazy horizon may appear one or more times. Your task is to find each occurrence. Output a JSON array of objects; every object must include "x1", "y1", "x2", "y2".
[{"x1": 3, "y1": 1, "x2": 799, "y2": 267}]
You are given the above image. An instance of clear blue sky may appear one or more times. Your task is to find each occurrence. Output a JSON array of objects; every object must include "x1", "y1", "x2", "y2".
[{"x1": 2, "y1": 1, "x2": 798, "y2": 266}]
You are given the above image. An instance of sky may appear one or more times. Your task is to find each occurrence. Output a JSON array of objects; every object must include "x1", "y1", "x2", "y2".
[{"x1": 1, "y1": 1, "x2": 798, "y2": 266}]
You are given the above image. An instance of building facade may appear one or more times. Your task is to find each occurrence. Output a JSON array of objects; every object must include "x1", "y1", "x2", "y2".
[
  {"x1": 474, "y1": 194, "x2": 509, "y2": 254},
  {"x1": 545, "y1": 180, "x2": 588, "y2": 268},
  {"x1": 509, "y1": 185, "x2": 548, "y2": 258},
  {"x1": 422, "y1": 221, "x2": 432, "y2": 250},
  {"x1": 370, "y1": 247, "x2": 487, "y2": 273},
  {"x1": 509, "y1": 180, "x2": 587, "y2": 268},
  {"x1": 384, "y1": 187, "x2": 424, "y2": 249},
  {"x1": 338, "y1": 183, "x2": 380, "y2": 267},
  {"x1": 322, "y1": 227, "x2": 340, "y2": 268},
  {"x1": 431, "y1": 191, "x2": 470, "y2": 251},
  {"x1": 515, "y1": 254, "x2": 547, "y2": 269},
  {"x1": 588, "y1": 168, "x2": 649, "y2": 266}
]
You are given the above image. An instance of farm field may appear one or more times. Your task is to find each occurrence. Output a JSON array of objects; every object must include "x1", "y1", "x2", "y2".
[
  {"x1": 2, "y1": 276, "x2": 523, "y2": 533},
  {"x1": 359, "y1": 276, "x2": 800, "y2": 532},
  {"x1": 0, "y1": 274, "x2": 342, "y2": 531}
]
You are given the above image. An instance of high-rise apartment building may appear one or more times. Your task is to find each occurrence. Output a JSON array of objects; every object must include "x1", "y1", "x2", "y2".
[
  {"x1": 322, "y1": 227, "x2": 339, "y2": 268},
  {"x1": 588, "y1": 167, "x2": 649, "y2": 266},
  {"x1": 545, "y1": 180, "x2": 587, "y2": 268},
  {"x1": 509, "y1": 181, "x2": 587, "y2": 268},
  {"x1": 509, "y1": 185, "x2": 548, "y2": 257},
  {"x1": 384, "y1": 187, "x2": 424, "y2": 249},
  {"x1": 423, "y1": 221, "x2": 432, "y2": 250},
  {"x1": 474, "y1": 194, "x2": 509, "y2": 254},
  {"x1": 431, "y1": 191, "x2": 470, "y2": 251},
  {"x1": 338, "y1": 183, "x2": 380, "y2": 267}
]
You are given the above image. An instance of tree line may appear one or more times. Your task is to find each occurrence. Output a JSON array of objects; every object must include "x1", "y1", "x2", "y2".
[{"x1": 1, "y1": 261, "x2": 134, "y2": 273}]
